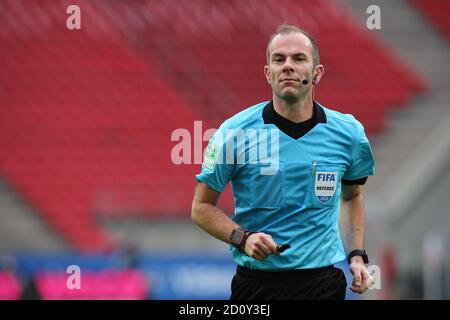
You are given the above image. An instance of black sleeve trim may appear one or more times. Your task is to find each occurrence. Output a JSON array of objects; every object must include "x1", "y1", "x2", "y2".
[{"x1": 342, "y1": 177, "x2": 368, "y2": 185}]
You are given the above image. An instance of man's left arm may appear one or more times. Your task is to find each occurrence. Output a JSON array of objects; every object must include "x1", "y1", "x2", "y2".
[{"x1": 340, "y1": 184, "x2": 373, "y2": 294}]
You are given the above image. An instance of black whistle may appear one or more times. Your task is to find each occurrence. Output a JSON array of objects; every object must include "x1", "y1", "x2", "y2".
[{"x1": 277, "y1": 244, "x2": 291, "y2": 253}]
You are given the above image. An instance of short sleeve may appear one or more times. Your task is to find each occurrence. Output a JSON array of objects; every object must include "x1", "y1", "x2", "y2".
[
  {"x1": 195, "y1": 122, "x2": 236, "y2": 193},
  {"x1": 343, "y1": 121, "x2": 375, "y2": 181}
]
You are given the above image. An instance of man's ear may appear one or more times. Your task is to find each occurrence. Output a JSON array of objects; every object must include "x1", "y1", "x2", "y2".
[
  {"x1": 312, "y1": 64, "x2": 324, "y2": 85},
  {"x1": 264, "y1": 65, "x2": 271, "y2": 84}
]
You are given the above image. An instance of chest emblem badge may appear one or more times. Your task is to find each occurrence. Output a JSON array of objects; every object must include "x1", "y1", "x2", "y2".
[{"x1": 314, "y1": 171, "x2": 338, "y2": 204}]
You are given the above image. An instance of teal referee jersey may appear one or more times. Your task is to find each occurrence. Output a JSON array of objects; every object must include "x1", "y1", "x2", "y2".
[{"x1": 196, "y1": 101, "x2": 375, "y2": 270}]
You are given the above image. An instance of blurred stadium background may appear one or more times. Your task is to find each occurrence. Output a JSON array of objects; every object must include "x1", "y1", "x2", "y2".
[{"x1": 0, "y1": 0, "x2": 449, "y2": 300}]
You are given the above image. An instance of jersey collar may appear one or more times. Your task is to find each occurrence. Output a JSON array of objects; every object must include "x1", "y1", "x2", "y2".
[{"x1": 262, "y1": 100, "x2": 327, "y2": 139}]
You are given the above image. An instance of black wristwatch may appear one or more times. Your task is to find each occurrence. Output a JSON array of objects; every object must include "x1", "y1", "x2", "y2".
[
  {"x1": 229, "y1": 228, "x2": 255, "y2": 253},
  {"x1": 347, "y1": 249, "x2": 369, "y2": 264}
]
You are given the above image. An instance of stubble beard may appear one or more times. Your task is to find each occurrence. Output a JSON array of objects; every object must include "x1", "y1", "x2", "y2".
[{"x1": 276, "y1": 86, "x2": 301, "y2": 105}]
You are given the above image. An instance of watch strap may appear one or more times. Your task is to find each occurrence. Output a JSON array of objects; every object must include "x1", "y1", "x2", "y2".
[
  {"x1": 347, "y1": 249, "x2": 369, "y2": 264},
  {"x1": 229, "y1": 228, "x2": 255, "y2": 253}
]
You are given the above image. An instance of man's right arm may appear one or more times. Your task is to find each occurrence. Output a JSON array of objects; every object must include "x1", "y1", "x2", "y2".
[
  {"x1": 191, "y1": 182, "x2": 239, "y2": 244},
  {"x1": 191, "y1": 182, "x2": 279, "y2": 260}
]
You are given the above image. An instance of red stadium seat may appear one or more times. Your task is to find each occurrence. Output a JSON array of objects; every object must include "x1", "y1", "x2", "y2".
[{"x1": 412, "y1": 0, "x2": 450, "y2": 41}]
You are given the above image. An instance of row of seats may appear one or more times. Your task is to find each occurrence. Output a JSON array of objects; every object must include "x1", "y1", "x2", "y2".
[
  {"x1": 133, "y1": 0, "x2": 426, "y2": 132},
  {"x1": 1, "y1": 24, "x2": 202, "y2": 249}
]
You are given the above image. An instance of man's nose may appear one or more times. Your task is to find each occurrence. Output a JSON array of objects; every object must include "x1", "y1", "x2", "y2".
[{"x1": 282, "y1": 59, "x2": 294, "y2": 73}]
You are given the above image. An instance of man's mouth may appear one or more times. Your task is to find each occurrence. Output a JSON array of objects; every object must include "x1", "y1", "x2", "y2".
[{"x1": 280, "y1": 78, "x2": 299, "y2": 82}]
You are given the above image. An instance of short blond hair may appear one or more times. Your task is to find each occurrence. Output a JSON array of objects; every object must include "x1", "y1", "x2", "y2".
[{"x1": 266, "y1": 24, "x2": 320, "y2": 66}]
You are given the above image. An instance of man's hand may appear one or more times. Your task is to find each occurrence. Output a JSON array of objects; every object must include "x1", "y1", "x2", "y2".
[
  {"x1": 244, "y1": 233, "x2": 280, "y2": 260},
  {"x1": 349, "y1": 256, "x2": 374, "y2": 294}
]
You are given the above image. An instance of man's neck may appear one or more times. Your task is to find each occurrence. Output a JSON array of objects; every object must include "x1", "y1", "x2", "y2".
[{"x1": 272, "y1": 94, "x2": 314, "y2": 124}]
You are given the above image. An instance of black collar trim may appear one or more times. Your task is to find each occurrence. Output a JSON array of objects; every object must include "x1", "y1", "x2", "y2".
[{"x1": 262, "y1": 101, "x2": 327, "y2": 139}]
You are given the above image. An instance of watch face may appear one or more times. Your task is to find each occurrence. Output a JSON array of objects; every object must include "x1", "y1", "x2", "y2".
[{"x1": 231, "y1": 229, "x2": 245, "y2": 244}]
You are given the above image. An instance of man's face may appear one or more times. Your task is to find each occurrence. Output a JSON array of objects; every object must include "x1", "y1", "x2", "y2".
[{"x1": 264, "y1": 32, "x2": 316, "y2": 103}]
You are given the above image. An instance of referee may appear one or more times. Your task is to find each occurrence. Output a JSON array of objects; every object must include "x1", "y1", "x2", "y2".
[{"x1": 192, "y1": 24, "x2": 375, "y2": 300}]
